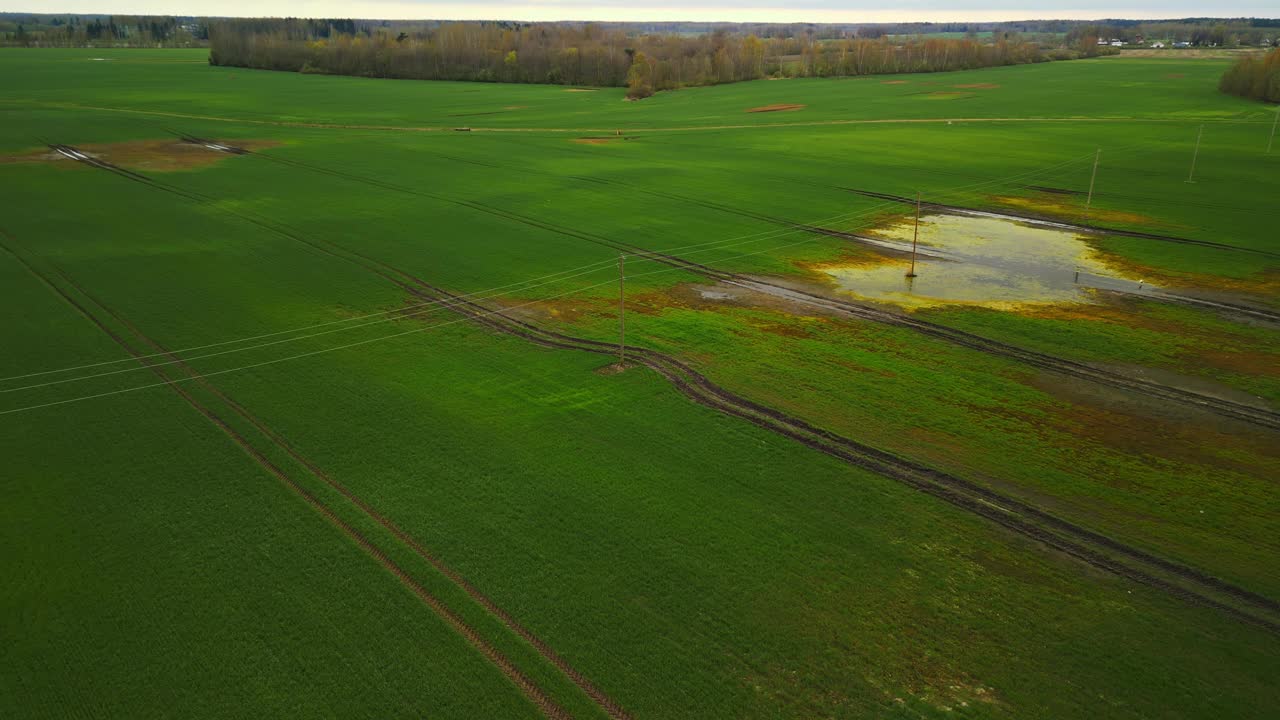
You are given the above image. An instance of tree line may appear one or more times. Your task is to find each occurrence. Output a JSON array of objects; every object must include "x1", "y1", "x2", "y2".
[
  {"x1": 1066, "y1": 19, "x2": 1279, "y2": 47},
  {"x1": 0, "y1": 14, "x2": 207, "y2": 47},
  {"x1": 207, "y1": 19, "x2": 1110, "y2": 98},
  {"x1": 1219, "y1": 47, "x2": 1280, "y2": 102}
]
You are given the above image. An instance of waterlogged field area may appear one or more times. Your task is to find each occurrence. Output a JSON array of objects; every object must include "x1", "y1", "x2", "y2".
[{"x1": 2, "y1": 48, "x2": 1278, "y2": 719}]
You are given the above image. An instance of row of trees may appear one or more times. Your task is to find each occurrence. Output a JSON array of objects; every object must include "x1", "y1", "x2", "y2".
[
  {"x1": 1065, "y1": 19, "x2": 1279, "y2": 47},
  {"x1": 1219, "y1": 47, "x2": 1280, "y2": 102},
  {"x1": 208, "y1": 20, "x2": 1093, "y2": 98},
  {"x1": 0, "y1": 15, "x2": 207, "y2": 47}
]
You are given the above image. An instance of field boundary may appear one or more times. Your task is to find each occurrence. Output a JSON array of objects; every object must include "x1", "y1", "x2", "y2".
[{"x1": 6, "y1": 99, "x2": 1273, "y2": 136}]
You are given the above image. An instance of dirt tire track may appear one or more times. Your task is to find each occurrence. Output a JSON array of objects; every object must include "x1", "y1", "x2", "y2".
[
  {"x1": 220, "y1": 145, "x2": 1280, "y2": 430},
  {"x1": 45, "y1": 254, "x2": 632, "y2": 720},
  {"x1": 46, "y1": 145, "x2": 1280, "y2": 623},
  {"x1": 19, "y1": 100, "x2": 1272, "y2": 134},
  {"x1": 245, "y1": 216, "x2": 1279, "y2": 632},
  {"x1": 0, "y1": 233, "x2": 576, "y2": 720},
  {"x1": 596, "y1": 243, "x2": 1280, "y2": 431}
]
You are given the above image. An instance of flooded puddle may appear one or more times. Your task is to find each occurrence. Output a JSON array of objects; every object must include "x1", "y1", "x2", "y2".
[{"x1": 821, "y1": 214, "x2": 1149, "y2": 309}]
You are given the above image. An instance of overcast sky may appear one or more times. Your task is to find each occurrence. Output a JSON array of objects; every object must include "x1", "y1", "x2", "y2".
[{"x1": 15, "y1": 1, "x2": 1279, "y2": 23}]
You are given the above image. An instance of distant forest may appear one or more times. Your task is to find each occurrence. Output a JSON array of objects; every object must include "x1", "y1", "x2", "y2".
[
  {"x1": 1219, "y1": 47, "x2": 1280, "y2": 102},
  {"x1": 206, "y1": 19, "x2": 1115, "y2": 97},
  {"x1": 4, "y1": 14, "x2": 1280, "y2": 97},
  {"x1": 0, "y1": 14, "x2": 207, "y2": 47}
]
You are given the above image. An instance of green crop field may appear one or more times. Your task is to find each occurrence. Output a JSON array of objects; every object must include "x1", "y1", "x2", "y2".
[{"x1": 2, "y1": 48, "x2": 1278, "y2": 719}]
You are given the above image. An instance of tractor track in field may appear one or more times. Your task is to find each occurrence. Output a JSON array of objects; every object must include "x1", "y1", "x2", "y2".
[
  {"x1": 840, "y1": 187, "x2": 1280, "y2": 259},
  {"x1": 55, "y1": 139, "x2": 1280, "y2": 430},
  {"x1": 257, "y1": 224, "x2": 1280, "y2": 633},
  {"x1": 45, "y1": 141, "x2": 1280, "y2": 618},
  {"x1": 0, "y1": 232, "x2": 606, "y2": 720},
  {"x1": 605, "y1": 245, "x2": 1280, "y2": 430},
  {"x1": 16, "y1": 100, "x2": 1273, "y2": 134},
  {"x1": 19, "y1": 140, "x2": 1280, "y2": 630},
  {"x1": 41, "y1": 244, "x2": 631, "y2": 720},
  {"x1": 406, "y1": 139, "x2": 1280, "y2": 324},
  {"x1": 224, "y1": 140, "x2": 1280, "y2": 426}
]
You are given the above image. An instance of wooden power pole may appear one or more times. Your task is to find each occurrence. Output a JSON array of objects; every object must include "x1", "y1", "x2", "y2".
[
  {"x1": 905, "y1": 191, "x2": 921, "y2": 278},
  {"x1": 1085, "y1": 148, "x2": 1100, "y2": 212},
  {"x1": 1186, "y1": 124, "x2": 1203, "y2": 183},
  {"x1": 618, "y1": 253, "x2": 626, "y2": 364}
]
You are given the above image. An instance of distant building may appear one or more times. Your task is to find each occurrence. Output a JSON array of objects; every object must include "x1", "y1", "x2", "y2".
[
  {"x1": 1110, "y1": 40, "x2": 1125, "y2": 47},
  {"x1": 1151, "y1": 41, "x2": 1166, "y2": 48}
]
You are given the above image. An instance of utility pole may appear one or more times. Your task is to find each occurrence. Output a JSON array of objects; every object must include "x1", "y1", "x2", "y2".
[
  {"x1": 617, "y1": 253, "x2": 626, "y2": 364},
  {"x1": 905, "y1": 191, "x2": 921, "y2": 278},
  {"x1": 1186, "y1": 124, "x2": 1203, "y2": 183},
  {"x1": 1085, "y1": 148, "x2": 1100, "y2": 212},
  {"x1": 1268, "y1": 108, "x2": 1278, "y2": 155}
]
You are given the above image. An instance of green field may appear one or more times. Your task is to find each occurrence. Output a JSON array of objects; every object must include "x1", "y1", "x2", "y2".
[{"x1": 2, "y1": 48, "x2": 1278, "y2": 719}]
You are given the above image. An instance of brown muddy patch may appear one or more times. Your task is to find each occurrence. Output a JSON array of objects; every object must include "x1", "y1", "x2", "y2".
[
  {"x1": 1163, "y1": 73, "x2": 1187, "y2": 79},
  {"x1": 1029, "y1": 374, "x2": 1280, "y2": 475},
  {"x1": 953, "y1": 83, "x2": 1000, "y2": 89},
  {"x1": 746, "y1": 103, "x2": 806, "y2": 113},
  {"x1": 505, "y1": 281, "x2": 840, "y2": 325},
  {"x1": 563, "y1": 88, "x2": 598, "y2": 92},
  {"x1": 5, "y1": 139, "x2": 276, "y2": 172},
  {"x1": 571, "y1": 136, "x2": 629, "y2": 145},
  {"x1": 1062, "y1": 301, "x2": 1275, "y2": 374},
  {"x1": 594, "y1": 361, "x2": 632, "y2": 375},
  {"x1": 881, "y1": 80, "x2": 910, "y2": 85}
]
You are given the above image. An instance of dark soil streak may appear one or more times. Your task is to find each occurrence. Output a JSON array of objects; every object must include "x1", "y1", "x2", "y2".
[
  {"x1": 53, "y1": 146, "x2": 1280, "y2": 626},
  {"x1": 232, "y1": 215, "x2": 1280, "y2": 633},
  {"x1": 0, "y1": 232, "x2": 575, "y2": 720}
]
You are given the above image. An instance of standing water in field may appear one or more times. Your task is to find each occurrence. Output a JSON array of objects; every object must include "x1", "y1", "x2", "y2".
[{"x1": 821, "y1": 214, "x2": 1149, "y2": 309}]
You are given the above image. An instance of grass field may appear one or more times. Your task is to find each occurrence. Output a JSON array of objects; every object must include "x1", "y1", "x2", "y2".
[{"x1": 2, "y1": 48, "x2": 1278, "y2": 719}]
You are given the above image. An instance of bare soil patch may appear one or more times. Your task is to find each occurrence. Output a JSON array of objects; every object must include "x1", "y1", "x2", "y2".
[
  {"x1": 594, "y1": 361, "x2": 632, "y2": 375},
  {"x1": 572, "y1": 136, "x2": 630, "y2": 145},
  {"x1": 746, "y1": 103, "x2": 806, "y2": 113},
  {"x1": 881, "y1": 80, "x2": 910, "y2": 85},
  {"x1": 1162, "y1": 73, "x2": 1187, "y2": 79},
  {"x1": 563, "y1": 88, "x2": 598, "y2": 92},
  {"x1": 3, "y1": 138, "x2": 277, "y2": 172}
]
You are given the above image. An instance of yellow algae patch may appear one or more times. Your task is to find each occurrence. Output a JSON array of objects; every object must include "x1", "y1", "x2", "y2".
[{"x1": 991, "y1": 194, "x2": 1165, "y2": 227}]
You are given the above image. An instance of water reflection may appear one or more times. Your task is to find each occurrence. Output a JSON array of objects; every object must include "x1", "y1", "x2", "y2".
[{"x1": 823, "y1": 214, "x2": 1148, "y2": 309}]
